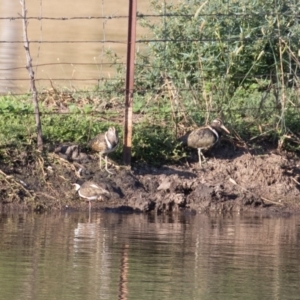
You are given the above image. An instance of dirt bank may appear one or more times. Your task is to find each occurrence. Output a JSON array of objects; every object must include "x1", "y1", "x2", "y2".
[{"x1": 1, "y1": 143, "x2": 300, "y2": 214}]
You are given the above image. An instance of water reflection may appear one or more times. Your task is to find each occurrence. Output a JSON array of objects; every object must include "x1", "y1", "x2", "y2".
[{"x1": 0, "y1": 211, "x2": 300, "y2": 300}]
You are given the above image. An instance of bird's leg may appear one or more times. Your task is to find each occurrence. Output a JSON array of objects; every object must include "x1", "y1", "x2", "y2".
[
  {"x1": 198, "y1": 148, "x2": 202, "y2": 167},
  {"x1": 198, "y1": 148, "x2": 207, "y2": 167},
  {"x1": 99, "y1": 153, "x2": 103, "y2": 169},
  {"x1": 75, "y1": 167, "x2": 82, "y2": 178},
  {"x1": 89, "y1": 200, "x2": 92, "y2": 211},
  {"x1": 88, "y1": 210, "x2": 91, "y2": 223},
  {"x1": 105, "y1": 155, "x2": 114, "y2": 174},
  {"x1": 200, "y1": 151, "x2": 206, "y2": 163},
  {"x1": 106, "y1": 157, "x2": 120, "y2": 170}
]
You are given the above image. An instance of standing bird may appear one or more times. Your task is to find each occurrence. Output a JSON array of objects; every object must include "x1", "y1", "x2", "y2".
[
  {"x1": 89, "y1": 127, "x2": 119, "y2": 174},
  {"x1": 73, "y1": 181, "x2": 109, "y2": 210},
  {"x1": 179, "y1": 119, "x2": 230, "y2": 167}
]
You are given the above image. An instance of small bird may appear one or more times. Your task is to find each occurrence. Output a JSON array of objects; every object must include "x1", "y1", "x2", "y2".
[
  {"x1": 73, "y1": 181, "x2": 110, "y2": 210},
  {"x1": 89, "y1": 127, "x2": 119, "y2": 174},
  {"x1": 179, "y1": 119, "x2": 230, "y2": 167}
]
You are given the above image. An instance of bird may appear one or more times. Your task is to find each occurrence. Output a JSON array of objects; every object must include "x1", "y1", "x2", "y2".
[
  {"x1": 89, "y1": 127, "x2": 119, "y2": 174},
  {"x1": 179, "y1": 118, "x2": 230, "y2": 167},
  {"x1": 73, "y1": 181, "x2": 110, "y2": 210}
]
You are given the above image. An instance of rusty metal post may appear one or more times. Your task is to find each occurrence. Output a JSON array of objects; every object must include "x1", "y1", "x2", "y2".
[{"x1": 123, "y1": 0, "x2": 137, "y2": 166}]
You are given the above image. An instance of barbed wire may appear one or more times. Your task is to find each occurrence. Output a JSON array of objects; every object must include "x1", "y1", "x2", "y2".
[
  {"x1": 0, "y1": 84, "x2": 297, "y2": 98},
  {"x1": 0, "y1": 62, "x2": 125, "y2": 71},
  {"x1": 0, "y1": 76, "x2": 294, "y2": 81},
  {"x1": 1, "y1": 105, "x2": 300, "y2": 117},
  {"x1": 0, "y1": 16, "x2": 128, "y2": 21},
  {"x1": 1, "y1": 61, "x2": 298, "y2": 74},
  {"x1": 1, "y1": 35, "x2": 291, "y2": 44},
  {"x1": 1, "y1": 11, "x2": 299, "y2": 21},
  {"x1": 145, "y1": 13, "x2": 299, "y2": 17},
  {"x1": 0, "y1": 83, "x2": 293, "y2": 96},
  {"x1": 0, "y1": 78, "x2": 125, "y2": 82},
  {"x1": 0, "y1": 40, "x2": 126, "y2": 44},
  {"x1": 1, "y1": 6, "x2": 299, "y2": 114}
]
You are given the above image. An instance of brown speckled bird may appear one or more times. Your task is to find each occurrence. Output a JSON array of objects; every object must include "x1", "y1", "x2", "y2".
[
  {"x1": 179, "y1": 119, "x2": 230, "y2": 167},
  {"x1": 73, "y1": 181, "x2": 109, "y2": 210},
  {"x1": 89, "y1": 127, "x2": 119, "y2": 174}
]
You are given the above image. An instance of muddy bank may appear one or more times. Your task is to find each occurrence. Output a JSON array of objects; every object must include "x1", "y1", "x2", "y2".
[{"x1": 1, "y1": 144, "x2": 300, "y2": 214}]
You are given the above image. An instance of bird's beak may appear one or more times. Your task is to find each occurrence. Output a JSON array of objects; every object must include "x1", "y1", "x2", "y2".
[{"x1": 221, "y1": 124, "x2": 230, "y2": 134}]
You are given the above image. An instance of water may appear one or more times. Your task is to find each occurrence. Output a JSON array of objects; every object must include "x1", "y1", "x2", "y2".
[
  {"x1": 0, "y1": 211, "x2": 300, "y2": 300},
  {"x1": 0, "y1": 0, "x2": 150, "y2": 93}
]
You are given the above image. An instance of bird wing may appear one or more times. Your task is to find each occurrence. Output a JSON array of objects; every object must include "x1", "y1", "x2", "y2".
[
  {"x1": 89, "y1": 183, "x2": 109, "y2": 194},
  {"x1": 187, "y1": 127, "x2": 218, "y2": 149},
  {"x1": 89, "y1": 134, "x2": 106, "y2": 152},
  {"x1": 90, "y1": 183, "x2": 102, "y2": 189}
]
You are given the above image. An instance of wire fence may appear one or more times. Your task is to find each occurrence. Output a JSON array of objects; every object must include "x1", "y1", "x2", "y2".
[{"x1": 1, "y1": 0, "x2": 300, "y2": 152}]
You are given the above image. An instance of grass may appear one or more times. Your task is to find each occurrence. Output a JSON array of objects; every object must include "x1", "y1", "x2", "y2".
[
  {"x1": 1, "y1": 80, "x2": 300, "y2": 168},
  {"x1": 2, "y1": 0, "x2": 300, "y2": 166},
  {"x1": 0, "y1": 88, "x2": 185, "y2": 165}
]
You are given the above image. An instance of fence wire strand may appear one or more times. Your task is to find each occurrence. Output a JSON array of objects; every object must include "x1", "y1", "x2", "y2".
[{"x1": 1, "y1": 0, "x2": 300, "y2": 135}]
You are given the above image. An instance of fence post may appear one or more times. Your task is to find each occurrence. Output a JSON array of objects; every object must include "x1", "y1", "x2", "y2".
[{"x1": 123, "y1": 0, "x2": 137, "y2": 167}]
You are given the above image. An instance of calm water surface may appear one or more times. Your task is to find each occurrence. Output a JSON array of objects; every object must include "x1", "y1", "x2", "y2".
[
  {"x1": 0, "y1": 0, "x2": 151, "y2": 93},
  {"x1": 0, "y1": 211, "x2": 300, "y2": 300}
]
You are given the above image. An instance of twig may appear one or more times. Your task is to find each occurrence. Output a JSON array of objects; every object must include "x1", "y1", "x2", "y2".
[
  {"x1": 0, "y1": 169, "x2": 34, "y2": 199},
  {"x1": 20, "y1": 0, "x2": 43, "y2": 150},
  {"x1": 291, "y1": 177, "x2": 300, "y2": 185},
  {"x1": 249, "y1": 129, "x2": 274, "y2": 141},
  {"x1": 229, "y1": 177, "x2": 284, "y2": 206},
  {"x1": 35, "y1": 192, "x2": 57, "y2": 200},
  {"x1": 277, "y1": 15, "x2": 286, "y2": 132},
  {"x1": 49, "y1": 153, "x2": 83, "y2": 178},
  {"x1": 260, "y1": 196, "x2": 283, "y2": 206}
]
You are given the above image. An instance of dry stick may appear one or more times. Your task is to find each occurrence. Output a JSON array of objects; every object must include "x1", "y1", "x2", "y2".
[
  {"x1": 0, "y1": 169, "x2": 34, "y2": 199},
  {"x1": 229, "y1": 177, "x2": 284, "y2": 206},
  {"x1": 20, "y1": 0, "x2": 43, "y2": 150},
  {"x1": 291, "y1": 177, "x2": 300, "y2": 185},
  {"x1": 165, "y1": 77, "x2": 175, "y2": 122},
  {"x1": 49, "y1": 153, "x2": 83, "y2": 178},
  {"x1": 35, "y1": 192, "x2": 57, "y2": 200},
  {"x1": 279, "y1": 38, "x2": 300, "y2": 107},
  {"x1": 198, "y1": 59, "x2": 210, "y2": 125},
  {"x1": 165, "y1": 76, "x2": 179, "y2": 124},
  {"x1": 276, "y1": 15, "x2": 286, "y2": 132}
]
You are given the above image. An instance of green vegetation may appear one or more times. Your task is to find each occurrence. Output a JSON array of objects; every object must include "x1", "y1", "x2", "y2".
[
  {"x1": 1, "y1": 0, "x2": 300, "y2": 165},
  {"x1": 136, "y1": 0, "x2": 300, "y2": 138}
]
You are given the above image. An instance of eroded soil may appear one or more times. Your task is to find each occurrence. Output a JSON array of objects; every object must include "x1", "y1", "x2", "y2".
[{"x1": 1, "y1": 142, "x2": 300, "y2": 215}]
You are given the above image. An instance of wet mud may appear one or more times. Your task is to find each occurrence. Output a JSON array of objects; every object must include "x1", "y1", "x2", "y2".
[{"x1": 1, "y1": 142, "x2": 300, "y2": 215}]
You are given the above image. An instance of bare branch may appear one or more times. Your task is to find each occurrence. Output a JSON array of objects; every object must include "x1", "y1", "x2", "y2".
[{"x1": 20, "y1": 0, "x2": 43, "y2": 150}]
